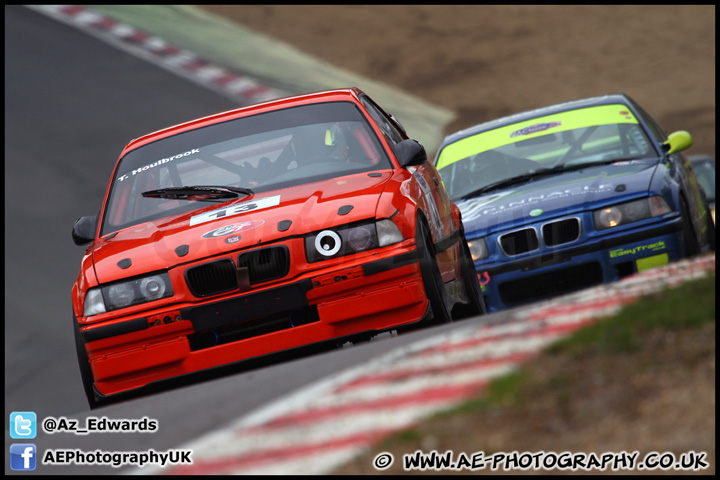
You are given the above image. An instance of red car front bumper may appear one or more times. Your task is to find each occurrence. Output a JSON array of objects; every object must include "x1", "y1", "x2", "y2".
[{"x1": 80, "y1": 246, "x2": 427, "y2": 397}]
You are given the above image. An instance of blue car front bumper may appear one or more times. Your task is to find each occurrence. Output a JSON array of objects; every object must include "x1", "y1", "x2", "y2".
[{"x1": 473, "y1": 217, "x2": 684, "y2": 312}]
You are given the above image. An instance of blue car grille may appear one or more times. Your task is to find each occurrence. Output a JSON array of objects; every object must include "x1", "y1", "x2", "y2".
[
  {"x1": 498, "y1": 218, "x2": 582, "y2": 256},
  {"x1": 542, "y1": 217, "x2": 581, "y2": 246},
  {"x1": 498, "y1": 228, "x2": 540, "y2": 256}
]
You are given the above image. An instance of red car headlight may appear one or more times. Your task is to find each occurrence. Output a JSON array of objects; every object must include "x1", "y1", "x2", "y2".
[
  {"x1": 305, "y1": 219, "x2": 404, "y2": 263},
  {"x1": 82, "y1": 272, "x2": 174, "y2": 317}
]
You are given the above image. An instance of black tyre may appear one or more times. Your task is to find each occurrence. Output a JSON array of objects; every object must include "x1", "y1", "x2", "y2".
[
  {"x1": 706, "y1": 209, "x2": 716, "y2": 251},
  {"x1": 417, "y1": 219, "x2": 452, "y2": 324},
  {"x1": 700, "y1": 192, "x2": 715, "y2": 251},
  {"x1": 680, "y1": 195, "x2": 701, "y2": 257},
  {"x1": 73, "y1": 315, "x2": 100, "y2": 409},
  {"x1": 452, "y1": 235, "x2": 487, "y2": 320}
]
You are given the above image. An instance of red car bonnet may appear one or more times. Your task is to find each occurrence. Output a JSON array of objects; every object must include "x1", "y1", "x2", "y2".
[{"x1": 90, "y1": 171, "x2": 393, "y2": 284}]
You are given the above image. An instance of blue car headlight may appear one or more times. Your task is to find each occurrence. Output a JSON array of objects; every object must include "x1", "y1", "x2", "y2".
[
  {"x1": 593, "y1": 196, "x2": 671, "y2": 230},
  {"x1": 467, "y1": 237, "x2": 490, "y2": 261},
  {"x1": 83, "y1": 272, "x2": 174, "y2": 317}
]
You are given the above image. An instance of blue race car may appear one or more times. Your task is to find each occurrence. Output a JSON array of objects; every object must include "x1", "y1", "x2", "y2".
[{"x1": 434, "y1": 94, "x2": 715, "y2": 312}]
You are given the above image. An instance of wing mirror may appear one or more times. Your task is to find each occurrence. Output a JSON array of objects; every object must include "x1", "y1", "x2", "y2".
[
  {"x1": 72, "y1": 215, "x2": 97, "y2": 245},
  {"x1": 663, "y1": 130, "x2": 693, "y2": 154},
  {"x1": 395, "y1": 139, "x2": 427, "y2": 168}
]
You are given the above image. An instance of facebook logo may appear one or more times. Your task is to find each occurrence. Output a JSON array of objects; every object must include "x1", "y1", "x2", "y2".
[
  {"x1": 10, "y1": 411, "x2": 37, "y2": 439},
  {"x1": 10, "y1": 444, "x2": 37, "y2": 471}
]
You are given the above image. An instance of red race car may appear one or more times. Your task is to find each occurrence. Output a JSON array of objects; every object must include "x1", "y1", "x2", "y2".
[{"x1": 71, "y1": 88, "x2": 485, "y2": 408}]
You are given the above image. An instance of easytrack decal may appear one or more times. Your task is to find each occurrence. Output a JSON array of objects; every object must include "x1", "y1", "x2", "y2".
[{"x1": 609, "y1": 240, "x2": 666, "y2": 258}]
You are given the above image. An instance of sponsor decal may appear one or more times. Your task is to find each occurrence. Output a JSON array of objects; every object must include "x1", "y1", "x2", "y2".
[
  {"x1": 190, "y1": 195, "x2": 281, "y2": 226},
  {"x1": 529, "y1": 209, "x2": 543, "y2": 217},
  {"x1": 510, "y1": 121, "x2": 561, "y2": 138},
  {"x1": 201, "y1": 220, "x2": 264, "y2": 239},
  {"x1": 413, "y1": 171, "x2": 431, "y2": 195},
  {"x1": 413, "y1": 171, "x2": 443, "y2": 239},
  {"x1": 117, "y1": 148, "x2": 200, "y2": 182},
  {"x1": 609, "y1": 240, "x2": 666, "y2": 258},
  {"x1": 459, "y1": 191, "x2": 516, "y2": 220},
  {"x1": 461, "y1": 185, "x2": 614, "y2": 222}
]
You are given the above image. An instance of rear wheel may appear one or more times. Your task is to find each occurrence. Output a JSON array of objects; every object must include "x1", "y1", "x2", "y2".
[
  {"x1": 417, "y1": 219, "x2": 452, "y2": 324},
  {"x1": 680, "y1": 196, "x2": 701, "y2": 257},
  {"x1": 700, "y1": 191, "x2": 715, "y2": 251}
]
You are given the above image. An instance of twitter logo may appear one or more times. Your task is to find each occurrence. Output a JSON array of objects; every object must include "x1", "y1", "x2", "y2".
[{"x1": 10, "y1": 412, "x2": 37, "y2": 439}]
